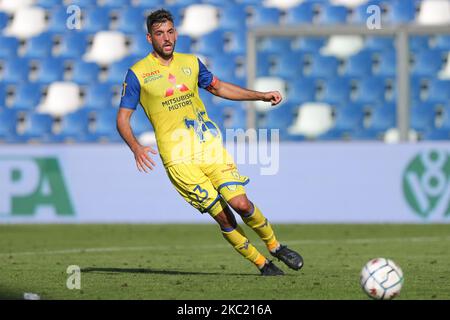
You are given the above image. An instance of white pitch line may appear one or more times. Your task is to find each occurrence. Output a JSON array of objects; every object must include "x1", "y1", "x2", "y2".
[{"x1": 1, "y1": 236, "x2": 450, "y2": 257}]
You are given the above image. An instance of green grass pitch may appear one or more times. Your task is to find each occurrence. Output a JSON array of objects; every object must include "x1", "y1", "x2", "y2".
[{"x1": 0, "y1": 224, "x2": 449, "y2": 300}]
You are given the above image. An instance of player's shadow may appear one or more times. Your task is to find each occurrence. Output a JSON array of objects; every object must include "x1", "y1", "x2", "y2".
[{"x1": 81, "y1": 267, "x2": 256, "y2": 276}]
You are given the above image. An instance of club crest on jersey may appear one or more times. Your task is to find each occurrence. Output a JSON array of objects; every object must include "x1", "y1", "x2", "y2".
[{"x1": 182, "y1": 67, "x2": 192, "y2": 76}]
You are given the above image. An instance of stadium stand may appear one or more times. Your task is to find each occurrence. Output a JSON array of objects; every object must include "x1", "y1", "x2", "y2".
[{"x1": 0, "y1": 0, "x2": 449, "y2": 143}]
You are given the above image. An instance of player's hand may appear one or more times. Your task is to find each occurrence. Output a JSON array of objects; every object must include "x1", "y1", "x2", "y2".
[
  {"x1": 132, "y1": 145, "x2": 158, "y2": 173},
  {"x1": 262, "y1": 91, "x2": 282, "y2": 106}
]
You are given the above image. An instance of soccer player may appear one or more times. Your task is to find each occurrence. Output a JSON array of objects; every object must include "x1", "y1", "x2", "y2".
[{"x1": 116, "y1": 9, "x2": 303, "y2": 276}]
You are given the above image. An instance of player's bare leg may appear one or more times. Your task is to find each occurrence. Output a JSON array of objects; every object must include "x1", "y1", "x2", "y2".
[
  {"x1": 211, "y1": 201, "x2": 284, "y2": 276},
  {"x1": 228, "y1": 194, "x2": 304, "y2": 271}
]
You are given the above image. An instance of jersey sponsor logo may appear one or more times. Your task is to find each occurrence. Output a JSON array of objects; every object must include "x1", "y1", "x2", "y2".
[
  {"x1": 165, "y1": 73, "x2": 189, "y2": 97},
  {"x1": 142, "y1": 70, "x2": 162, "y2": 84}
]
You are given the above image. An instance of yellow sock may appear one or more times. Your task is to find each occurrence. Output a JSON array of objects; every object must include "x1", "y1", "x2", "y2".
[
  {"x1": 242, "y1": 203, "x2": 280, "y2": 252},
  {"x1": 221, "y1": 226, "x2": 267, "y2": 269}
]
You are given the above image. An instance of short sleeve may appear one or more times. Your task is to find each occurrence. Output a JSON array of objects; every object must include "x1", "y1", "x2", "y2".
[
  {"x1": 197, "y1": 58, "x2": 215, "y2": 89},
  {"x1": 119, "y1": 69, "x2": 140, "y2": 110}
]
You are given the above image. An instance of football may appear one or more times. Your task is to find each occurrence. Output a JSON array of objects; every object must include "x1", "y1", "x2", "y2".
[{"x1": 360, "y1": 258, "x2": 404, "y2": 300}]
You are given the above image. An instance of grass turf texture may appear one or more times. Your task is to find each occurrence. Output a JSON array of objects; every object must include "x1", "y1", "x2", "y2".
[{"x1": 0, "y1": 224, "x2": 449, "y2": 300}]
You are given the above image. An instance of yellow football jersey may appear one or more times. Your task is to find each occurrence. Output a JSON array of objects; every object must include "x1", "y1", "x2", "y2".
[{"x1": 120, "y1": 52, "x2": 223, "y2": 166}]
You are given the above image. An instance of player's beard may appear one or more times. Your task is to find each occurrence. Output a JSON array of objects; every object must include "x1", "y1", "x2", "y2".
[{"x1": 153, "y1": 40, "x2": 176, "y2": 60}]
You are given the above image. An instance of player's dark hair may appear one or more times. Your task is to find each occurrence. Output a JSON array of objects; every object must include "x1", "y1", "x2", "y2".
[{"x1": 147, "y1": 9, "x2": 174, "y2": 34}]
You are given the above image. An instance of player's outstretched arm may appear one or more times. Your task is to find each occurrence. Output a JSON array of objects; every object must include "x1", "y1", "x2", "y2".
[
  {"x1": 206, "y1": 79, "x2": 282, "y2": 106},
  {"x1": 116, "y1": 108, "x2": 157, "y2": 173}
]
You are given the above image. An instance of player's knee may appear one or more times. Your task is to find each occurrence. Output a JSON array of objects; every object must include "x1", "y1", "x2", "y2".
[{"x1": 230, "y1": 197, "x2": 253, "y2": 216}]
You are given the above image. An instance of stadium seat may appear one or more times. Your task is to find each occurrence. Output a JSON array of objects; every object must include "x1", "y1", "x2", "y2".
[
  {"x1": 218, "y1": 4, "x2": 247, "y2": 31},
  {"x1": 309, "y1": 55, "x2": 339, "y2": 78},
  {"x1": 319, "y1": 77, "x2": 352, "y2": 104},
  {"x1": 105, "y1": 57, "x2": 140, "y2": 85},
  {"x1": 0, "y1": 11, "x2": 8, "y2": 30},
  {"x1": 417, "y1": 0, "x2": 450, "y2": 25},
  {"x1": 90, "y1": 108, "x2": 122, "y2": 142},
  {"x1": 333, "y1": 103, "x2": 365, "y2": 131},
  {"x1": 56, "y1": 32, "x2": 89, "y2": 59},
  {"x1": 1, "y1": 58, "x2": 30, "y2": 84},
  {"x1": 354, "y1": 77, "x2": 386, "y2": 103},
  {"x1": 19, "y1": 113, "x2": 54, "y2": 142},
  {"x1": 368, "y1": 103, "x2": 396, "y2": 131},
  {"x1": 37, "y1": 82, "x2": 82, "y2": 116},
  {"x1": 411, "y1": 50, "x2": 445, "y2": 77},
  {"x1": 0, "y1": 0, "x2": 34, "y2": 14},
  {"x1": 179, "y1": 4, "x2": 219, "y2": 37},
  {"x1": 71, "y1": 61, "x2": 100, "y2": 85},
  {"x1": 321, "y1": 35, "x2": 365, "y2": 58},
  {"x1": 422, "y1": 128, "x2": 450, "y2": 140},
  {"x1": 332, "y1": 0, "x2": 370, "y2": 8},
  {"x1": 409, "y1": 36, "x2": 430, "y2": 51},
  {"x1": 261, "y1": 103, "x2": 296, "y2": 129},
  {"x1": 253, "y1": 77, "x2": 286, "y2": 112},
  {"x1": 288, "y1": 102, "x2": 334, "y2": 138},
  {"x1": 0, "y1": 84, "x2": 5, "y2": 107},
  {"x1": 135, "y1": 0, "x2": 165, "y2": 8},
  {"x1": 383, "y1": 128, "x2": 419, "y2": 143},
  {"x1": 54, "y1": 109, "x2": 91, "y2": 142},
  {"x1": 223, "y1": 103, "x2": 247, "y2": 130},
  {"x1": 36, "y1": 0, "x2": 61, "y2": 8},
  {"x1": 248, "y1": 7, "x2": 281, "y2": 27},
  {"x1": 115, "y1": 7, "x2": 145, "y2": 34},
  {"x1": 427, "y1": 79, "x2": 450, "y2": 103},
  {"x1": 84, "y1": 31, "x2": 129, "y2": 65},
  {"x1": 47, "y1": 7, "x2": 72, "y2": 33},
  {"x1": 257, "y1": 37, "x2": 292, "y2": 54},
  {"x1": 343, "y1": 50, "x2": 373, "y2": 77},
  {"x1": 66, "y1": 0, "x2": 98, "y2": 8},
  {"x1": 293, "y1": 37, "x2": 327, "y2": 53},
  {"x1": 0, "y1": 109, "x2": 18, "y2": 141},
  {"x1": 284, "y1": 3, "x2": 315, "y2": 25},
  {"x1": 364, "y1": 37, "x2": 395, "y2": 51},
  {"x1": 434, "y1": 35, "x2": 450, "y2": 50},
  {"x1": 263, "y1": 0, "x2": 303, "y2": 10},
  {"x1": 0, "y1": 36, "x2": 19, "y2": 58},
  {"x1": 386, "y1": 0, "x2": 417, "y2": 24},
  {"x1": 81, "y1": 7, "x2": 111, "y2": 33},
  {"x1": 102, "y1": 0, "x2": 131, "y2": 8},
  {"x1": 410, "y1": 101, "x2": 437, "y2": 132},
  {"x1": 271, "y1": 52, "x2": 305, "y2": 79},
  {"x1": 195, "y1": 30, "x2": 226, "y2": 56},
  {"x1": 319, "y1": 5, "x2": 348, "y2": 24},
  {"x1": 4, "y1": 7, "x2": 47, "y2": 39},
  {"x1": 22, "y1": 33, "x2": 54, "y2": 59},
  {"x1": 33, "y1": 58, "x2": 65, "y2": 85},
  {"x1": 11, "y1": 83, "x2": 43, "y2": 111},
  {"x1": 376, "y1": 50, "x2": 396, "y2": 77},
  {"x1": 82, "y1": 83, "x2": 114, "y2": 110},
  {"x1": 129, "y1": 34, "x2": 151, "y2": 57},
  {"x1": 438, "y1": 52, "x2": 450, "y2": 79},
  {"x1": 176, "y1": 35, "x2": 193, "y2": 53},
  {"x1": 437, "y1": 108, "x2": 450, "y2": 130}
]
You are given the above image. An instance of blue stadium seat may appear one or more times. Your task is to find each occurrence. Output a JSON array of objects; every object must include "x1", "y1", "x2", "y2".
[
  {"x1": 427, "y1": 79, "x2": 450, "y2": 104},
  {"x1": 258, "y1": 37, "x2": 292, "y2": 54},
  {"x1": 11, "y1": 83, "x2": 43, "y2": 110},
  {"x1": 260, "y1": 104, "x2": 296, "y2": 129},
  {"x1": 135, "y1": 0, "x2": 165, "y2": 8},
  {"x1": 248, "y1": 7, "x2": 280, "y2": 27},
  {"x1": 285, "y1": 3, "x2": 315, "y2": 25},
  {"x1": 203, "y1": 0, "x2": 235, "y2": 6},
  {"x1": 115, "y1": 7, "x2": 145, "y2": 34},
  {"x1": 409, "y1": 76, "x2": 424, "y2": 102},
  {"x1": 130, "y1": 107, "x2": 153, "y2": 135},
  {"x1": 334, "y1": 103, "x2": 365, "y2": 131},
  {"x1": 0, "y1": 11, "x2": 8, "y2": 30},
  {"x1": 90, "y1": 108, "x2": 122, "y2": 142},
  {"x1": 209, "y1": 54, "x2": 239, "y2": 79},
  {"x1": 222, "y1": 102, "x2": 247, "y2": 130},
  {"x1": 434, "y1": 35, "x2": 450, "y2": 50},
  {"x1": 344, "y1": 51, "x2": 373, "y2": 77},
  {"x1": 376, "y1": 50, "x2": 396, "y2": 77},
  {"x1": 271, "y1": 52, "x2": 305, "y2": 79},
  {"x1": 48, "y1": 7, "x2": 72, "y2": 33},
  {"x1": 82, "y1": 8, "x2": 111, "y2": 33},
  {"x1": 176, "y1": 35, "x2": 192, "y2": 53},
  {"x1": 438, "y1": 108, "x2": 450, "y2": 130},
  {"x1": 386, "y1": 0, "x2": 416, "y2": 23},
  {"x1": 319, "y1": 77, "x2": 352, "y2": 105},
  {"x1": 67, "y1": 0, "x2": 98, "y2": 7},
  {"x1": 227, "y1": 31, "x2": 246, "y2": 55},
  {"x1": 19, "y1": 113, "x2": 54, "y2": 142},
  {"x1": 352, "y1": 0, "x2": 387, "y2": 24},
  {"x1": 411, "y1": 50, "x2": 445, "y2": 77},
  {"x1": 195, "y1": 30, "x2": 226, "y2": 56},
  {"x1": 309, "y1": 55, "x2": 339, "y2": 78},
  {"x1": 410, "y1": 101, "x2": 437, "y2": 132},
  {"x1": 55, "y1": 109, "x2": 91, "y2": 142},
  {"x1": 57, "y1": 32, "x2": 88, "y2": 59},
  {"x1": 354, "y1": 77, "x2": 386, "y2": 103},
  {"x1": 1, "y1": 58, "x2": 30, "y2": 84},
  {"x1": 0, "y1": 37, "x2": 19, "y2": 58},
  {"x1": 105, "y1": 57, "x2": 140, "y2": 85},
  {"x1": 293, "y1": 37, "x2": 326, "y2": 53},
  {"x1": 365, "y1": 37, "x2": 395, "y2": 51},
  {"x1": 71, "y1": 61, "x2": 100, "y2": 84},
  {"x1": 369, "y1": 103, "x2": 396, "y2": 131},
  {"x1": 36, "y1": 0, "x2": 61, "y2": 8},
  {"x1": 219, "y1": 4, "x2": 247, "y2": 31},
  {"x1": 319, "y1": 5, "x2": 348, "y2": 25},
  {"x1": 409, "y1": 36, "x2": 430, "y2": 51},
  {"x1": 23, "y1": 33, "x2": 54, "y2": 59},
  {"x1": 0, "y1": 84, "x2": 5, "y2": 107},
  {"x1": 102, "y1": 0, "x2": 131, "y2": 8},
  {"x1": 256, "y1": 52, "x2": 272, "y2": 77},
  {"x1": 34, "y1": 58, "x2": 65, "y2": 85},
  {"x1": 286, "y1": 77, "x2": 317, "y2": 104},
  {"x1": 0, "y1": 109, "x2": 18, "y2": 141},
  {"x1": 82, "y1": 84, "x2": 114, "y2": 110},
  {"x1": 422, "y1": 128, "x2": 450, "y2": 141},
  {"x1": 129, "y1": 34, "x2": 151, "y2": 57}
]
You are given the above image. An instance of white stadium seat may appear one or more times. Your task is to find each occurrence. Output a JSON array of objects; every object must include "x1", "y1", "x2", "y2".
[
  {"x1": 288, "y1": 102, "x2": 334, "y2": 138},
  {"x1": 84, "y1": 31, "x2": 129, "y2": 65},
  {"x1": 384, "y1": 128, "x2": 419, "y2": 143},
  {"x1": 263, "y1": 0, "x2": 302, "y2": 10},
  {"x1": 321, "y1": 35, "x2": 365, "y2": 58},
  {"x1": 37, "y1": 82, "x2": 82, "y2": 116},
  {"x1": 178, "y1": 4, "x2": 219, "y2": 38},
  {"x1": 438, "y1": 52, "x2": 450, "y2": 79},
  {"x1": 330, "y1": 0, "x2": 369, "y2": 8},
  {"x1": 417, "y1": 0, "x2": 450, "y2": 25},
  {"x1": 253, "y1": 77, "x2": 286, "y2": 112},
  {"x1": 4, "y1": 6, "x2": 46, "y2": 39},
  {"x1": 0, "y1": 0, "x2": 35, "y2": 14}
]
